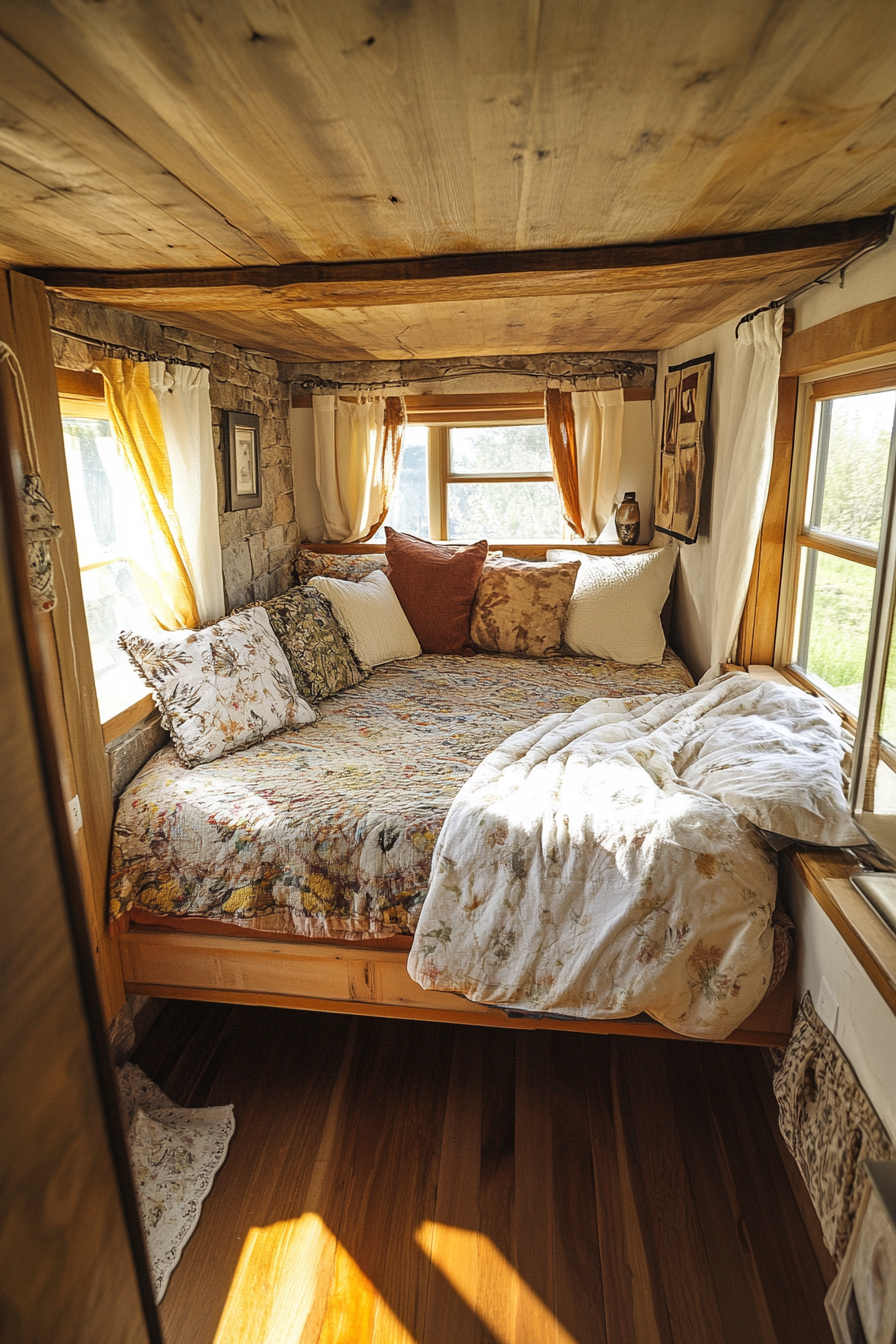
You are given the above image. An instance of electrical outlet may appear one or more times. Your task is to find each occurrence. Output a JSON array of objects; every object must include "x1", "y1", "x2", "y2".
[
  {"x1": 67, "y1": 794, "x2": 83, "y2": 833},
  {"x1": 816, "y1": 976, "x2": 840, "y2": 1036}
]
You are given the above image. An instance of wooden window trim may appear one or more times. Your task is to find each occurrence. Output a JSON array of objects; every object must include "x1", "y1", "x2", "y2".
[
  {"x1": 774, "y1": 360, "x2": 896, "y2": 710},
  {"x1": 785, "y1": 848, "x2": 896, "y2": 1018},
  {"x1": 101, "y1": 695, "x2": 156, "y2": 745},
  {"x1": 290, "y1": 388, "x2": 652, "y2": 412}
]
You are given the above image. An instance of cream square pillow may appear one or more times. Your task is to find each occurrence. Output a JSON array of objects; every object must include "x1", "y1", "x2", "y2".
[
  {"x1": 546, "y1": 546, "x2": 677, "y2": 664},
  {"x1": 308, "y1": 570, "x2": 421, "y2": 667},
  {"x1": 120, "y1": 607, "x2": 316, "y2": 767}
]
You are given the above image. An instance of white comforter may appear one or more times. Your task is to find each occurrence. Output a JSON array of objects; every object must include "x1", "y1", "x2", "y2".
[{"x1": 408, "y1": 674, "x2": 862, "y2": 1039}]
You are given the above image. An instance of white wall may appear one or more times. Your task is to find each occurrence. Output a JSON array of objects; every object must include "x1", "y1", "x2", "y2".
[
  {"x1": 789, "y1": 226, "x2": 896, "y2": 331},
  {"x1": 781, "y1": 865, "x2": 896, "y2": 1141},
  {"x1": 290, "y1": 406, "x2": 325, "y2": 542},
  {"x1": 291, "y1": 395, "x2": 657, "y2": 544},
  {"x1": 655, "y1": 319, "x2": 739, "y2": 675},
  {"x1": 659, "y1": 232, "x2": 896, "y2": 678}
]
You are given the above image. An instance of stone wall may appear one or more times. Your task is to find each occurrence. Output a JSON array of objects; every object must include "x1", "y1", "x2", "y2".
[
  {"x1": 284, "y1": 349, "x2": 657, "y2": 395},
  {"x1": 50, "y1": 293, "x2": 298, "y2": 612}
]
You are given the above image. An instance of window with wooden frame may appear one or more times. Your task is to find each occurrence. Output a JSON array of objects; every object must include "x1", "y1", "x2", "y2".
[
  {"x1": 780, "y1": 363, "x2": 896, "y2": 726},
  {"x1": 371, "y1": 393, "x2": 572, "y2": 543},
  {"x1": 56, "y1": 369, "x2": 154, "y2": 738}
]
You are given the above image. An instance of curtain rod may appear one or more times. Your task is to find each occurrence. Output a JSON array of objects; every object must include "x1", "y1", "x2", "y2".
[
  {"x1": 49, "y1": 325, "x2": 205, "y2": 369},
  {"x1": 294, "y1": 360, "x2": 653, "y2": 392},
  {"x1": 735, "y1": 208, "x2": 896, "y2": 337}
]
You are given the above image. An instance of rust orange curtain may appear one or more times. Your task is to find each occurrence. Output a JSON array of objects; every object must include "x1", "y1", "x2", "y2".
[
  {"x1": 544, "y1": 388, "x2": 584, "y2": 537},
  {"x1": 96, "y1": 358, "x2": 199, "y2": 629}
]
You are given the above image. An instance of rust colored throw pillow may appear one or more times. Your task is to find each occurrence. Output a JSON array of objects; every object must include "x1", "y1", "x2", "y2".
[
  {"x1": 384, "y1": 528, "x2": 488, "y2": 654},
  {"x1": 470, "y1": 558, "x2": 581, "y2": 657}
]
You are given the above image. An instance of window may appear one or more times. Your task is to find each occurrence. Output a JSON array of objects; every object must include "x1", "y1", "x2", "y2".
[
  {"x1": 59, "y1": 383, "x2": 157, "y2": 728},
  {"x1": 781, "y1": 361, "x2": 896, "y2": 827},
  {"x1": 374, "y1": 394, "x2": 572, "y2": 542},
  {"x1": 784, "y1": 366, "x2": 896, "y2": 720}
]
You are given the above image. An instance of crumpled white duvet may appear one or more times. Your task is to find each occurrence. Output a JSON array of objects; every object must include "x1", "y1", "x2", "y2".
[{"x1": 408, "y1": 673, "x2": 862, "y2": 1039}]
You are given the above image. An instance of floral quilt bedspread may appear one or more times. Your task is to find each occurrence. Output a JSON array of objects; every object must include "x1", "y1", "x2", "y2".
[
  {"x1": 110, "y1": 649, "x2": 693, "y2": 939},
  {"x1": 408, "y1": 673, "x2": 861, "y2": 1039}
]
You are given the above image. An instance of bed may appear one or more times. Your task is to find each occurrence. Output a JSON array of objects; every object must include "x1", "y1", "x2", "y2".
[{"x1": 111, "y1": 643, "x2": 797, "y2": 1046}]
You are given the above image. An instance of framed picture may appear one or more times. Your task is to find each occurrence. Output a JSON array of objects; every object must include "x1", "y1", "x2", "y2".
[
  {"x1": 655, "y1": 352, "x2": 714, "y2": 544},
  {"x1": 224, "y1": 411, "x2": 261, "y2": 511},
  {"x1": 827, "y1": 1162, "x2": 896, "y2": 1344}
]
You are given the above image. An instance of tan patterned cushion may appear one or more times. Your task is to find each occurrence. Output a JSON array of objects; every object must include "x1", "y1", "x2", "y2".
[{"x1": 470, "y1": 558, "x2": 581, "y2": 657}]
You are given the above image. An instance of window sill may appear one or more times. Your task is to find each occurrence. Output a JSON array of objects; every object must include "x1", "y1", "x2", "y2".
[
  {"x1": 303, "y1": 541, "x2": 651, "y2": 554},
  {"x1": 785, "y1": 847, "x2": 896, "y2": 1016},
  {"x1": 102, "y1": 694, "x2": 156, "y2": 745}
]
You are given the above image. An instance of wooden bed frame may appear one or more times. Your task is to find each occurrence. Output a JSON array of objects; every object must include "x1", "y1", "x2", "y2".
[
  {"x1": 117, "y1": 923, "x2": 795, "y2": 1046},
  {"x1": 114, "y1": 540, "x2": 796, "y2": 1048}
]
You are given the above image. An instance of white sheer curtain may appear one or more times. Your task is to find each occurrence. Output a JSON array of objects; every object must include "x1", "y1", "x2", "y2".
[
  {"x1": 545, "y1": 386, "x2": 624, "y2": 540},
  {"x1": 313, "y1": 393, "x2": 405, "y2": 542},
  {"x1": 148, "y1": 363, "x2": 225, "y2": 624},
  {"x1": 572, "y1": 389, "x2": 624, "y2": 540},
  {"x1": 704, "y1": 307, "x2": 784, "y2": 676}
]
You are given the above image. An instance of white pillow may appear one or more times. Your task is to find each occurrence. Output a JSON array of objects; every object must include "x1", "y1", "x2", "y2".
[
  {"x1": 308, "y1": 570, "x2": 421, "y2": 667},
  {"x1": 545, "y1": 546, "x2": 677, "y2": 664},
  {"x1": 120, "y1": 607, "x2": 316, "y2": 767}
]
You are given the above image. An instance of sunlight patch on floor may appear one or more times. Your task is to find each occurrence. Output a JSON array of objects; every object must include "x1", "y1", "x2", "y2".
[
  {"x1": 416, "y1": 1221, "x2": 579, "y2": 1344},
  {"x1": 213, "y1": 1212, "x2": 418, "y2": 1344}
]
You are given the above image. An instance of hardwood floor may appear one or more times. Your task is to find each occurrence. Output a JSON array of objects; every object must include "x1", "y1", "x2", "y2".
[{"x1": 133, "y1": 1002, "x2": 834, "y2": 1344}]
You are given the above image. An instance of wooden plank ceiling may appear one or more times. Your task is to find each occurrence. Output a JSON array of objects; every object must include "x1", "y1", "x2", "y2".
[{"x1": 2, "y1": 0, "x2": 896, "y2": 360}]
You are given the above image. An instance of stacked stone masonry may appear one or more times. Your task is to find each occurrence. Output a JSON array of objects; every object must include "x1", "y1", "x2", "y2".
[{"x1": 50, "y1": 294, "x2": 299, "y2": 615}]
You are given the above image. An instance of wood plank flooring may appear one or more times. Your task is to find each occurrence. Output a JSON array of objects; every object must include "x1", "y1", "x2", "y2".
[{"x1": 132, "y1": 1003, "x2": 835, "y2": 1344}]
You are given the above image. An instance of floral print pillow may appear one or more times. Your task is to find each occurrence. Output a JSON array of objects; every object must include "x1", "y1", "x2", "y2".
[
  {"x1": 252, "y1": 586, "x2": 369, "y2": 702},
  {"x1": 294, "y1": 550, "x2": 389, "y2": 585},
  {"x1": 470, "y1": 558, "x2": 581, "y2": 657},
  {"x1": 119, "y1": 608, "x2": 315, "y2": 767}
]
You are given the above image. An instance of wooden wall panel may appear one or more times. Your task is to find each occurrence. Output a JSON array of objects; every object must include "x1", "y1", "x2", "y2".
[
  {"x1": 0, "y1": 379, "x2": 157, "y2": 1340},
  {"x1": 0, "y1": 269, "x2": 123, "y2": 1021}
]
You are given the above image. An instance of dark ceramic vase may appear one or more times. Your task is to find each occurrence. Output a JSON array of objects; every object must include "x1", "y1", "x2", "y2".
[{"x1": 615, "y1": 492, "x2": 640, "y2": 545}]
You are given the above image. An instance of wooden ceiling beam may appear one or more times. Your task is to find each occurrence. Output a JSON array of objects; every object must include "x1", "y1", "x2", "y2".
[{"x1": 31, "y1": 217, "x2": 888, "y2": 314}]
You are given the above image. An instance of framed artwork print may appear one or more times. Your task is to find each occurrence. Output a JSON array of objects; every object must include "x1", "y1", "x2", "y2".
[
  {"x1": 826, "y1": 1162, "x2": 896, "y2": 1344},
  {"x1": 655, "y1": 352, "x2": 714, "y2": 544},
  {"x1": 225, "y1": 411, "x2": 262, "y2": 511}
]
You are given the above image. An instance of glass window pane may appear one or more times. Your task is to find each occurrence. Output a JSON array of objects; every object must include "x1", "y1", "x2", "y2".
[
  {"x1": 448, "y1": 480, "x2": 566, "y2": 540},
  {"x1": 807, "y1": 390, "x2": 896, "y2": 545},
  {"x1": 450, "y1": 424, "x2": 552, "y2": 475},
  {"x1": 370, "y1": 426, "x2": 428, "y2": 541},
  {"x1": 63, "y1": 414, "x2": 159, "y2": 721},
  {"x1": 792, "y1": 548, "x2": 875, "y2": 715},
  {"x1": 81, "y1": 561, "x2": 158, "y2": 721}
]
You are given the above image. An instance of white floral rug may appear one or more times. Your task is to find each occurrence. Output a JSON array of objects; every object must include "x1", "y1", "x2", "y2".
[{"x1": 118, "y1": 1062, "x2": 235, "y2": 1303}]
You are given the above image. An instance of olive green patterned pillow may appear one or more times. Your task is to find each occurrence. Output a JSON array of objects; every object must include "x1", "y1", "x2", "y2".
[{"x1": 256, "y1": 586, "x2": 369, "y2": 702}]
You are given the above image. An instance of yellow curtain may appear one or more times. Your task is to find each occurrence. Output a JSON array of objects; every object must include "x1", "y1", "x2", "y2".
[
  {"x1": 96, "y1": 358, "x2": 199, "y2": 629},
  {"x1": 544, "y1": 388, "x2": 584, "y2": 537}
]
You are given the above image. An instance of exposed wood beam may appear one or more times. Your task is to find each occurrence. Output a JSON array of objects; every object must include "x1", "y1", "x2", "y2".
[{"x1": 30, "y1": 217, "x2": 889, "y2": 314}]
